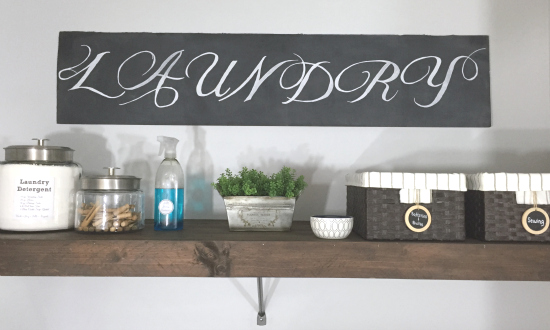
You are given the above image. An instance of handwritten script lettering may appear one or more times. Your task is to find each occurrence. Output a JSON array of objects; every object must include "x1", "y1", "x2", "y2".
[
  {"x1": 527, "y1": 216, "x2": 545, "y2": 227},
  {"x1": 58, "y1": 45, "x2": 485, "y2": 109}
]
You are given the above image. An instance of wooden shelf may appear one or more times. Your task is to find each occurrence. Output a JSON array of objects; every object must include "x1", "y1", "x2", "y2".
[{"x1": 1, "y1": 220, "x2": 550, "y2": 280}]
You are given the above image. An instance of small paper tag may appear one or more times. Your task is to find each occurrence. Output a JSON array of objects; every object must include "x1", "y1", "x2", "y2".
[
  {"x1": 158, "y1": 199, "x2": 175, "y2": 215},
  {"x1": 405, "y1": 205, "x2": 432, "y2": 233},
  {"x1": 522, "y1": 207, "x2": 549, "y2": 235}
]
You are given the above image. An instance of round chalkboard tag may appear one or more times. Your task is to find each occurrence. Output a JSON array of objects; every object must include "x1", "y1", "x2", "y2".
[
  {"x1": 404, "y1": 205, "x2": 432, "y2": 233},
  {"x1": 522, "y1": 208, "x2": 549, "y2": 235}
]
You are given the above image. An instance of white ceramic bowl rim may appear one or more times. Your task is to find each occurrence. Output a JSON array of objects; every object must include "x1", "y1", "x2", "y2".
[{"x1": 311, "y1": 215, "x2": 352, "y2": 219}]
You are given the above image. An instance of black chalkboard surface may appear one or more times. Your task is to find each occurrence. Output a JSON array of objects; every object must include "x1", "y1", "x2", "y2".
[
  {"x1": 524, "y1": 209, "x2": 548, "y2": 234},
  {"x1": 57, "y1": 32, "x2": 491, "y2": 127},
  {"x1": 408, "y1": 208, "x2": 430, "y2": 230}
]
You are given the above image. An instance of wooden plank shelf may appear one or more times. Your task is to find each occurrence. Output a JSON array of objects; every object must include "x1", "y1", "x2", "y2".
[{"x1": 1, "y1": 220, "x2": 550, "y2": 280}]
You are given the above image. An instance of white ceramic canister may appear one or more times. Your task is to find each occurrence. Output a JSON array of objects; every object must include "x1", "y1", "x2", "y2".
[{"x1": 0, "y1": 139, "x2": 82, "y2": 231}]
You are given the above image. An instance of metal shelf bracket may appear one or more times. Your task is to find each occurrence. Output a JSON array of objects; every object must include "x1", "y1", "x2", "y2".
[{"x1": 257, "y1": 277, "x2": 266, "y2": 326}]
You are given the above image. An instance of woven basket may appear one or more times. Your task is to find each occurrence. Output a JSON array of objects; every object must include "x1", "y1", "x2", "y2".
[
  {"x1": 465, "y1": 190, "x2": 550, "y2": 241},
  {"x1": 347, "y1": 186, "x2": 465, "y2": 240}
]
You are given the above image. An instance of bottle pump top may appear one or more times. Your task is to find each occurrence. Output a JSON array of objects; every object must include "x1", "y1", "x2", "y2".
[{"x1": 157, "y1": 136, "x2": 179, "y2": 159}]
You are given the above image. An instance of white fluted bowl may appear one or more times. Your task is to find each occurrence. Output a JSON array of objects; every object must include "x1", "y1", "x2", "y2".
[{"x1": 310, "y1": 215, "x2": 353, "y2": 239}]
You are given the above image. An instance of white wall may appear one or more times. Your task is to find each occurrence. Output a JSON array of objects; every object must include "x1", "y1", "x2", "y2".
[{"x1": 1, "y1": 0, "x2": 550, "y2": 329}]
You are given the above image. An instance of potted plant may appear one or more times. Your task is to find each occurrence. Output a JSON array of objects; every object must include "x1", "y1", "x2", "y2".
[{"x1": 212, "y1": 166, "x2": 307, "y2": 231}]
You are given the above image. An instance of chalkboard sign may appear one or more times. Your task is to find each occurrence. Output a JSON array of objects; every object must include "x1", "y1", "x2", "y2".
[
  {"x1": 405, "y1": 205, "x2": 432, "y2": 232},
  {"x1": 57, "y1": 32, "x2": 491, "y2": 127},
  {"x1": 522, "y1": 208, "x2": 549, "y2": 235}
]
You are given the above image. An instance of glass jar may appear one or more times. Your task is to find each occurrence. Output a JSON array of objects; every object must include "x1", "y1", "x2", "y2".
[
  {"x1": 75, "y1": 167, "x2": 144, "y2": 233},
  {"x1": 0, "y1": 139, "x2": 82, "y2": 231}
]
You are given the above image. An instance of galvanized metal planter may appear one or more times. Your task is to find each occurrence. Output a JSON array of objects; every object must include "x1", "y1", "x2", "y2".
[{"x1": 223, "y1": 196, "x2": 296, "y2": 231}]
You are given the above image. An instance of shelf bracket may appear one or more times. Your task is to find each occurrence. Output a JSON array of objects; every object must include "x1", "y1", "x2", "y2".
[{"x1": 257, "y1": 277, "x2": 266, "y2": 326}]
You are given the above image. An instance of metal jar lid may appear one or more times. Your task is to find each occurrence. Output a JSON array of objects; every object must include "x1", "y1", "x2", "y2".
[
  {"x1": 4, "y1": 139, "x2": 74, "y2": 163},
  {"x1": 80, "y1": 167, "x2": 141, "y2": 191}
]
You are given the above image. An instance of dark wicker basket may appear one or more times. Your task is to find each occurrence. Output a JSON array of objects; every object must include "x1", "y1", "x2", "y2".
[
  {"x1": 347, "y1": 186, "x2": 465, "y2": 240},
  {"x1": 465, "y1": 190, "x2": 550, "y2": 242}
]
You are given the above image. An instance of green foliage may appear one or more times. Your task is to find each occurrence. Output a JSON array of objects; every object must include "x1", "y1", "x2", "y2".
[{"x1": 212, "y1": 166, "x2": 307, "y2": 198}]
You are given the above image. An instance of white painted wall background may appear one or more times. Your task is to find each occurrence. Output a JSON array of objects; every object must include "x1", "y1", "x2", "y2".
[{"x1": 1, "y1": 0, "x2": 550, "y2": 329}]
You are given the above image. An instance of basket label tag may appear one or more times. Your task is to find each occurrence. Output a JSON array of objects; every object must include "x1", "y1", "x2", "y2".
[
  {"x1": 522, "y1": 208, "x2": 549, "y2": 235},
  {"x1": 405, "y1": 205, "x2": 432, "y2": 232}
]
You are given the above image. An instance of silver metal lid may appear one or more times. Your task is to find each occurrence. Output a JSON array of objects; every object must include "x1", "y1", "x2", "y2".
[
  {"x1": 80, "y1": 167, "x2": 141, "y2": 191},
  {"x1": 4, "y1": 139, "x2": 74, "y2": 163}
]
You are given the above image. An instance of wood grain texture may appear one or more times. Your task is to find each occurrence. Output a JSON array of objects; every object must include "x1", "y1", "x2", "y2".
[{"x1": 1, "y1": 220, "x2": 550, "y2": 280}]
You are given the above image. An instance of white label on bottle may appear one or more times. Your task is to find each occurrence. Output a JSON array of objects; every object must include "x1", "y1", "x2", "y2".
[
  {"x1": 14, "y1": 176, "x2": 55, "y2": 220},
  {"x1": 159, "y1": 199, "x2": 174, "y2": 215}
]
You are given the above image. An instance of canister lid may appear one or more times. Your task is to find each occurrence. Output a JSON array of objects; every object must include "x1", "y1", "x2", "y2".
[
  {"x1": 80, "y1": 167, "x2": 141, "y2": 191},
  {"x1": 4, "y1": 139, "x2": 74, "y2": 163}
]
